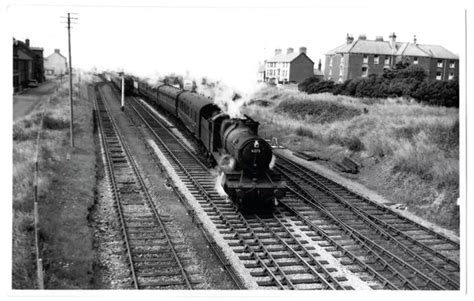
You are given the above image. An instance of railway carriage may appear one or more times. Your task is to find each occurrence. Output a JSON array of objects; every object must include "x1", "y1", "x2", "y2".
[{"x1": 156, "y1": 85, "x2": 182, "y2": 117}]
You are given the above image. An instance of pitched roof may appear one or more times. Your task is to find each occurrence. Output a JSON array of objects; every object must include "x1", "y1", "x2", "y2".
[
  {"x1": 267, "y1": 52, "x2": 314, "y2": 64},
  {"x1": 326, "y1": 38, "x2": 458, "y2": 60}
]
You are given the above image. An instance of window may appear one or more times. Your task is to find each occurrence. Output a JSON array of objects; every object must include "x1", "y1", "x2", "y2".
[
  {"x1": 413, "y1": 57, "x2": 418, "y2": 65},
  {"x1": 384, "y1": 57, "x2": 390, "y2": 65},
  {"x1": 339, "y1": 67, "x2": 343, "y2": 76},
  {"x1": 329, "y1": 57, "x2": 333, "y2": 67},
  {"x1": 340, "y1": 56, "x2": 345, "y2": 64},
  {"x1": 363, "y1": 55, "x2": 368, "y2": 64},
  {"x1": 437, "y1": 60, "x2": 443, "y2": 68},
  {"x1": 329, "y1": 68, "x2": 332, "y2": 76},
  {"x1": 362, "y1": 66, "x2": 368, "y2": 77},
  {"x1": 436, "y1": 71, "x2": 442, "y2": 80},
  {"x1": 374, "y1": 55, "x2": 379, "y2": 64},
  {"x1": 450, "y1": 61, "x2": 455, "y2": 68},
  {"x1": 449, "y1": 72, "x2": 454, "y2": 80}
]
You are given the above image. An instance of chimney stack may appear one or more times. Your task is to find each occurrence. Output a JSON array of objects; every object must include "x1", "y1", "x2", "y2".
[
  {"x1": 375, "y1": 36, "x2": 384, "y2": 41},
  {"x1": 25, "y1": 39, "x2": 30, "y2": 47},
  {"x1": 299, "y1": 47, "x2": 307, "y2": 54},
  {"x1": 318, "y1": 59, "x2": 322, "y2": 71},
  {"x1": 413, "y1": 35, "x2": 417, "y2": 44},
  {"x1": 275, "y1": 48, "x2": 282, "y2": 55},
  {"x1": 55, "y1": 49, "x2": 60, "y2": 54},
  {"x1": 358, "y1": 34, "x2": 367, "y2": 40},
  {"x1": 287, "y1": 47, "x2": 294, "y2": 54},
  {"x1": 346, "y1": 34, "x2": 354, "y2": 44}
]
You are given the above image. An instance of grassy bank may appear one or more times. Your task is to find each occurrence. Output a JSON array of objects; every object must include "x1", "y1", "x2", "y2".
[
  {"x1": 12, "y1": 75, "x2": 97, "y2": 288},
  {"x1": 246, "y1": 87, "x2": 459, "y2": 232}
]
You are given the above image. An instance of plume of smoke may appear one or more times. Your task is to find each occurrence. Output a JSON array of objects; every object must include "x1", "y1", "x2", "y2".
[
  {"x1": 269, "y1": 154, "x2": 276, "y2": 170},
  {"x1": 214, "y1": 171, "x2": 228, "y2": 198},
  {"x1": 195, "y1": 78, "x2": 265, "y2": 119},
  {"x1": 218, "y1": 154, "x2": 236, "y2": 172}
]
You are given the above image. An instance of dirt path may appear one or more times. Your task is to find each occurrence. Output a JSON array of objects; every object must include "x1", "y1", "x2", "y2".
[{"x1": 13, "y1": 79, "x2": 61, "y2": 120}]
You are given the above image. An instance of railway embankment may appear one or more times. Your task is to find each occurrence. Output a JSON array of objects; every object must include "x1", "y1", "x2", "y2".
[
  {"x1": 12, "y1": 75, "x2": 96, "y2": 288},
  {"x1": 245, "y1": 87, "x2": 459, "y2": 233}
]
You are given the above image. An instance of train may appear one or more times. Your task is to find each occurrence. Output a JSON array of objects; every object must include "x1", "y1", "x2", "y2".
[
  {"x1": 107, "y1": 72, "x2": 135, "y2": 96},
  {"x1": 106, "y1": 72, "x2": 286, "y2": 212}
]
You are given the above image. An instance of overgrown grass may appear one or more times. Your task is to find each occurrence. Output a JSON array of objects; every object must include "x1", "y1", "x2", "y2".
[
  {"x1": 247, "y1": 87, "x2": 459, "y2": 231},
  {"x1": 12, "y1": 76, "x2": 96, "y2": 288}
]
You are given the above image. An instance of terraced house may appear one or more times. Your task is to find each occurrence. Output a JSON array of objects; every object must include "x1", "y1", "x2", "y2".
[
  {"x1": 324, "y1": 33, "x2": 459, "y2": 82},
  {"x1": 264, "y1": 47, "x2": 314, "y2": 84}
]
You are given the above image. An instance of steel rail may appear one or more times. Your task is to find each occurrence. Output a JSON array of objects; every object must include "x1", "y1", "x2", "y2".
[
  {"x1": 276, "y1": 153, "x2": 459, "y2": 249},
  {"x1": 254, "y1": 215, "x2": 345, "y2": 290},
  {"x1": 282, "y1": 185, "x2": 448, "y2": 290},
  {"x1": 277, "y1": 162, "x2": 459, "y2": 289},
  {"x1": 277, "y1": 155, "x2": 460, "y2": 267},
  {"x1": 97, "y1": 84, "x2": 193, "y2": 289},
  {"x1": 94, "y1": 84, "x2": 139, "y2": 289}
]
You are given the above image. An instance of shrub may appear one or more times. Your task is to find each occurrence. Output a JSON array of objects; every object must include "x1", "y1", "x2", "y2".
[
  {"x1": 42, "y1": 114, "x2": 69, "y2": 130},
  {"x1": 298, "y1": 76, "x2": 321, "y2": 92},
  {"x1": 298, "y1": 62, "x2": 458, "y2": 107}
]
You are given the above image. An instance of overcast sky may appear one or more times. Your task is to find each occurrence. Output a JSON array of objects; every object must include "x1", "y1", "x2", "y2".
[{"x1": 6, "y1": 0, "x2": 467, "y2": 91}]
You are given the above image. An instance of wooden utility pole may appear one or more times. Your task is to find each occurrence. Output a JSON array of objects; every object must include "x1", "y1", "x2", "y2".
[
  {"x1": 62, "y1": 13, "x2": 78, "y2": 147},
  {"x1": 121, "y1": 73, "x2": 125, "y2": 111}
]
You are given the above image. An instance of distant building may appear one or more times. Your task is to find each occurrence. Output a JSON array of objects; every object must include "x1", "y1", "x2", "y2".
[
  {"x1": 44, "y1": 49, "x2": 68, "y2": 78},
  {"x1": 264, "y1": 47, "x2": 314, "y2": 84},
  {"x1": 257, "y1": 62, "x2": 266, "y2": 82},
  {"x1": 13, "y1": 38, "x2": 44, "y2": 92},
  {"x1": 313, "y1": 59, "x2": 324, "y2": 81},
  {"x1": 324, "y1": 33, "x2": 459, "y2": 82}
]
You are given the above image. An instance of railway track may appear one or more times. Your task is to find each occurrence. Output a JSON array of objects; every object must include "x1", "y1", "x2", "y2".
[
  {"x1": 101, "y1": 82, "x2": 460, "y2": 290},
  {"x1": 274, "y1": 154, "x2": 460, "y2": 290},
  {"x1": 123, "y1": 95, "x2": 358, "y2": 289},
  {"x1": 93, "y1": 84, "x2": 196, "y2": 289}
]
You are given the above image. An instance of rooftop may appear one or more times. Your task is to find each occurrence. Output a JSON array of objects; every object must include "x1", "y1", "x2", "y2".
[{"x1": 326, "y1": 34, "x2": 458, "y2": 60}]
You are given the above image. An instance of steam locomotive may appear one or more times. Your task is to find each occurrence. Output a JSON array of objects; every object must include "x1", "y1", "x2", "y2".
[{"x1": 108, "y1": 73, "x2": 286, "y2": 212}]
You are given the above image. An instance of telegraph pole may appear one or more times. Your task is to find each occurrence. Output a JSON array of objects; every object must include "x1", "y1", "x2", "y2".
[{"x1": 62, "y1": 13, "x2": 78, "y2": 147}]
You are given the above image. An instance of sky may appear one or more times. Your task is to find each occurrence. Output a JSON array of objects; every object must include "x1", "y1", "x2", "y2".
[{"x1": 6, "y1": 0, "x2": 466, "y2": 92}]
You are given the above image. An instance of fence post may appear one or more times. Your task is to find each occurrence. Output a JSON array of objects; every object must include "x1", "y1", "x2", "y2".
[{"x1": 33, "y1": 109, "x2": 46, "y2": 289}]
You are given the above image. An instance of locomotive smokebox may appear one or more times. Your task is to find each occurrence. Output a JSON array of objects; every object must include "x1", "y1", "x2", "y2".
[{"x1": 221, "y1": 119, "x2": 273, "y2": 172}]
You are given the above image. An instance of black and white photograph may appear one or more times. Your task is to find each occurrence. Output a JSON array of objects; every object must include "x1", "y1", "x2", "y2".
[{"x1": 2, "y1": 0, "x2": 472, "y2": 299}]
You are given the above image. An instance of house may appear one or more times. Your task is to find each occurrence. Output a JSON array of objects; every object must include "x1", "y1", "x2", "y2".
[
  {"x1": 44, "y1": 49, "x2": 68, "y2": 78},
  {"x1": 324, "y1": 33, "x2": 459, "y2": 82},
  {"x1": 265, "y1": 47, "x2": 314, "y2": 84},
  {"x1": 13, "y1": 38, "x2": 44, "y2": 92}
]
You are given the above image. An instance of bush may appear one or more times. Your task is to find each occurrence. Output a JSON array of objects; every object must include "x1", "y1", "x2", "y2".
[
  {"x1": 299, "y1": 63, "x2": 458, "y2": 107},
  {"x1": 298, "y1": 76, "x2": 321, "y2": 92},
  {"x1": 43, "y1": 114, "x2": 69, "y2": 130}
]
